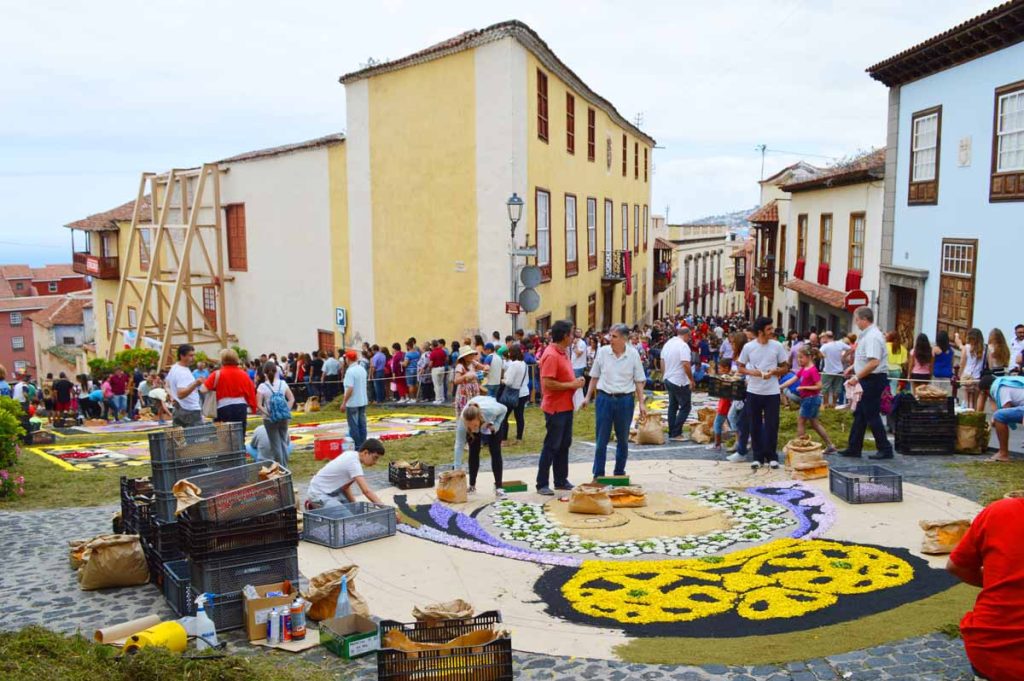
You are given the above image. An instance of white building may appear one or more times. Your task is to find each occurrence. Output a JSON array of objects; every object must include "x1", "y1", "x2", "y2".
[{"x1": 667, "y1": 223, "x2": 736, "y2": 318}]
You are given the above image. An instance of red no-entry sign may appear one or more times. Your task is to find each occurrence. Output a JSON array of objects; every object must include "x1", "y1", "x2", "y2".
[{"x1": 844, "y1": 289, "x2": 869, "y2": 313}]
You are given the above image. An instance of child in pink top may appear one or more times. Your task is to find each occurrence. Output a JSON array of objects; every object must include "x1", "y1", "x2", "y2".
[{"x1": 795, "y1": 346, "x2": 837, "y2": 454}]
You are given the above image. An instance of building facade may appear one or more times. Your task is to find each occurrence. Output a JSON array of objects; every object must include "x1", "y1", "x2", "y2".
[
  {"x1": 339, "y1": 21, "x2": 654, "y2": 343},
  {"x1": 0, "y1": 295, "x2": 63, "y2": 377},
  {"x1": 666, "y1": 223, "x2": 735, "y2": 318},
  {"x1": 0, "y1": 264, "x2": 89, "y2": 298},
  {"x1": 869, "y1": 1, "x2": 1024, "y2": 340},
  {"x1": 28, "y1": 295, "x2": 93, "y2": 378}
]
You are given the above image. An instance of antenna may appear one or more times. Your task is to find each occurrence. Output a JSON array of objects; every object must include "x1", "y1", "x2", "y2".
[
  {"x1": 756, "y1": 144, "x2": 767, "y2": 181},
  {"x1": 634, "y1": 112, "x2": 645, "y2": 128}
]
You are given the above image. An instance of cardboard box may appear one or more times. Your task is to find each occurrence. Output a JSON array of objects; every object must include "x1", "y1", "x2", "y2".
[
  {"x1": 320, "y1": 614, "x2": 380, "y2": 659},
  {"x1": 500, "y1": 480, "x2": 528, "y2": 493},
  {"x1": 243, "y1": 581, "x2": 298, "y2": 642},
  {"x1": 596, "y1": 475, "x2": 630, "y2": 486}
]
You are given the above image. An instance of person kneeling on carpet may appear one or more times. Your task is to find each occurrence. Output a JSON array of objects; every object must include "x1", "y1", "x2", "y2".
[
  {"x1": 988, "y1": 376, "x2": 1024, "y2": 463},
  {"x1": 453, "y1": 397, "x2": 506, "y2": 497},
  {"x1": 306, "y1": 438, "x2": 386, "y2": 513}
]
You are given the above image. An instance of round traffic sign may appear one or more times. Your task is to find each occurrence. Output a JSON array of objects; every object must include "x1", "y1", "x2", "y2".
[
  {"x1": 520, "y1": 265, "x2": 542, "y2": 288},
  {"x1": 518, "y1": 288, "x2": 540, "y2": 312},
  {"x1": 844, "y1": 289, "x2": 869, "y2": 313}
]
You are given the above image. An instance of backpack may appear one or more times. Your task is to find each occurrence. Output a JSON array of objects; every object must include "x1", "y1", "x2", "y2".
[{"x1": 266, "y1": 380, "x2": 291, "y2": 422}]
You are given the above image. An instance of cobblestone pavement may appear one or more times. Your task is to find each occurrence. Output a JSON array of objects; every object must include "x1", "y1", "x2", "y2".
[{"x1": 0, "y1": 438, "x2": 989, "y2": 680}]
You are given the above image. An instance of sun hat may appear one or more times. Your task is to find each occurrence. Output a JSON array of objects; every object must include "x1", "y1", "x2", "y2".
[{"x1": 458, "y1": 346, "x2": 479, "y2": 361}]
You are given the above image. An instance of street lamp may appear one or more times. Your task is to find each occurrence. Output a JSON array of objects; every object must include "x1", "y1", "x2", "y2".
[{"x1": 507, "y1": 192, "x2": 525, "y2": 335}]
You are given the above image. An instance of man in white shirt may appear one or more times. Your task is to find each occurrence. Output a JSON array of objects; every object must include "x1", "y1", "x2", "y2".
[
  {"x1": 582, "y1": 324, "x2": 647, "y2": 478},
  {"x1": 165, "y1": 344, "x2": 204, "y2": 427},
  {"x1": 819, "y1": 331, "x2": 850, "y2": 409},
  {"x1": 989, "y1": 376, "x2": 1024, "y2": 462},
  {"x1": 341, "y1": 349, "x2": 369, "y2": 449},
  {"x1": 570, "y1": 329, "x2": 588, "y2": 379},
  {"x1": 1011, "y1": 324, "x2": 1024, "y2": 371},
  {"x1": 483, "y1": 343, "x2": 503, "y2": 398},
  {"x1": 839, "y1": 306, "x2": 894, "y2": 460},
  {"x1": 660, "y1": 325, "x2": 694, "y2": 441},
  {"x1": 736, "y1": 317, "x2": 790, "y2": 469},
  {"x1": 306, "y1": 438, "x2": 386, "y2": 511}
]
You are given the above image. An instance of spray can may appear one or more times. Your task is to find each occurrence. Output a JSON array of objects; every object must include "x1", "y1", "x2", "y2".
[
  {"x1": 289, "y1": 598, "x2": 306, "y2": 640},
  {"x1": 281, "y1": 607, "x2": 292, "y2": 642},
  {"x1": 268, "y1": 607, "x2": 281, "y2": 643}
]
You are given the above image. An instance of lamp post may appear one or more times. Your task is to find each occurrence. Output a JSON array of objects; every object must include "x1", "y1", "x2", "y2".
[{"x1": 507, "y1": 192, "x2": 524, "y2": 336}]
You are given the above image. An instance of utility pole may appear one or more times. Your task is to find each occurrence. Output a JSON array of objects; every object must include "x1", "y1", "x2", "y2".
[{"x1": 756, "y1": 144, "x2": 767, "y2": 181}]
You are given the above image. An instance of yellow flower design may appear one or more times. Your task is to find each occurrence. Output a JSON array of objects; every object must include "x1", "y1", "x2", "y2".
[{"x1": 561, "y1": 538, "x2": 914, "y2": 624}]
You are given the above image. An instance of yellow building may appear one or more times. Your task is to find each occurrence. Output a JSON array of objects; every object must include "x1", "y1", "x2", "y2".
[{"x1": 338, "y1": 20, "x2": 655, "y2": 343}]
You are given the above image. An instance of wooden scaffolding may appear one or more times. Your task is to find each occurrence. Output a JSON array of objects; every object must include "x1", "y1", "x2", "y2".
[{"x1": 106, "y1": 164, "x2": 229, "y2": 368}]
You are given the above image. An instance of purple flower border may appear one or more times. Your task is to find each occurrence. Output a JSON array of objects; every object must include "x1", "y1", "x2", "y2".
[{"x1": 744, "y1": 483, "x2": 836, "y2": 539}]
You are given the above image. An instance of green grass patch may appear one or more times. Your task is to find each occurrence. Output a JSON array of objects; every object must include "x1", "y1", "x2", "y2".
[
  {"x1": 0, "y1": 626, "x2": 350, "y2": 680},
  {"x1": 950, "y1": 460, "x2": 1024, "y2": 505},
  {"x1": 2, "y1": 404, "x2": 595, "y2": 511},
  {"x1": 613, "y1": 583, "x2": 977, "y2": 665}
]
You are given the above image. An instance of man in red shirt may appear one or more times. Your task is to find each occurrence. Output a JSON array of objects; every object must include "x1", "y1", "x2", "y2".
[
  {"x1": 107, "y1": 367, "x2": 130, "y2": 422},
  {"x1": 535, "y1": 320, "x2": 585, "y2": 495},
  {"x1": 429, "y1": 341, "x2": 448, "y2": 406},
  {"x1": 947, "y1": 497, "x2": 1024, "y2": 681}
]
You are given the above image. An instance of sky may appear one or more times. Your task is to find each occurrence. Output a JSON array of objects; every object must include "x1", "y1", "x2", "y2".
[{"x1": 0, "y1": 0, "x2": 1000, "y2": 265}]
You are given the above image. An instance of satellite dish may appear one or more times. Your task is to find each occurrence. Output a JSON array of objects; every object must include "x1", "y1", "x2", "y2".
[
  {"x1": 520, "y1": 266, "x2": 542, "y2": 288},
  {"x1": 518, "y1": 288, "x2": 540, "y2": 313}
]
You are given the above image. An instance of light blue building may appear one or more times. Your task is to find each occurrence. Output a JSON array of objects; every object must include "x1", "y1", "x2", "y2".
[{"x1": 869, "y1": 1, "x2": 1024, "y2": 344}]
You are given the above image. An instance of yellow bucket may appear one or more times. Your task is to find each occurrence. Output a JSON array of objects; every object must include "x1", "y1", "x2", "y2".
[{"x1": 122, "y1": 621, "x2": 188, "y2": 654}]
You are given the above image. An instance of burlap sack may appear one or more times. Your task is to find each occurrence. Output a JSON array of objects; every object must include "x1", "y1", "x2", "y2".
[
  {"x1": 412, "y1": 599, "x2": 475, "y2": 625},
  {"x1": 791, "y1": 460, "x2": 829, "y2": 480},
  {"x1": 634, "y1": 414, "x2": 665, "y2": 445},
  {"x1": 304, "y1": 396, "x2": 321, "y2": 413},
  {"x1": 608, "y1": 486, "x2": 647, "y2": 508},
  {"x1": 77, "y1": 534, "x2": 150, "y2": 590},
  {"x1": 955, "y1": 424, "x2": 988, "y2": 454},
  {"x1": 68, "y1": 539, "x2": 89, "y2": 570},
  {"x1": 171, "y1": 479, "x2": 203, "y2": 516},
  {"x1": 690, "y1": 422, "x2": 713, "y2": 444},
  {"x1": 436, "y1": 469, "x2": 468, "y2": 503},
  {"x1": 914, "y1": 384, "x2": 948, "y2": 400},
  {"x1": 783, "y1": 436, "x2": 824, "y2": 468},
  {"x1": 697, "y1": 407, "x2": 716, "y2": 428},
  {"x1": 303, "y1": 566, "x2": 369, "y2": 621},
  {"x1": 568, "y1": 484, "x2": 613, "y2": 515},
  {"x1": 919, "y1": 519, "x2": 971, "y2": 555}
]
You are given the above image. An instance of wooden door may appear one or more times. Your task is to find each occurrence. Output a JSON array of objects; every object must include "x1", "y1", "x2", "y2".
[
  {"x1": 936, "y1": 239, "x2": 977, "y2": 339},
  {"x1": 317, "y1": 329, "x2": 335, "y2": 357},
  {"x1": 602, "y1": 290, "x2": 614, "y2": 329},
  {"x1": 893, "y1": 286, "x2": 917, "y2": 349}
]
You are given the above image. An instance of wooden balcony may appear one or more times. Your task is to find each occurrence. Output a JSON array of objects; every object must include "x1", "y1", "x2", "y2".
[
  {"x1": 73, "y1": 251, "x2": 120, "y2": 280},
  {"x1": 754, "y1": 266, "x2": 776, "y2": 297},
  {"x1": 602, "y1": 250, "x2": 628, "y2": 282},
  {"x1": 653, "y1": 271, "x2": 671, "y2": 294}
]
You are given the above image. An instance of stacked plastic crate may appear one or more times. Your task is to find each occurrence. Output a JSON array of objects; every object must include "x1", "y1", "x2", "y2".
[
  {"x1": 172, "y1": 459, "x2": 301, "y2": 631},
  {"x1": 145, "y1": 423, "x2": 247, "y2": 612}
]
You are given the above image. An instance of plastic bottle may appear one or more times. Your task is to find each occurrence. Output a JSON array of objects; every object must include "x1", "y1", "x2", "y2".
[
  {"x1": 268, "y1": 607, "x2": 281, "y2": 643},
  {"x1": 335, "y1": 575, "x2": 353, "y2": 618},
  {"x1": 289, "y1": 598, "x2": 306, "y2": 640},
  {"x1": 194, "y1": 593, "x2": 218, "y2": 650}
]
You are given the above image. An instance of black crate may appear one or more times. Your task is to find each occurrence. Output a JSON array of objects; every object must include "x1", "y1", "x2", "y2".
[
  {"x1": 150, "y1": 449, "x2": 248, "y2": 494},
  {"x1": 153, "y1": 491, "x2": 179, "y2": 524},
  {"x1": 189, "y1": 545, "x2": 299, "y2": 595},
  {"x1": 179, "y1": 507, "x2": 299, "y2": 560},
  {"x1": 141, "y1": 537, "x2": 179, "y2": 588},
  {"x1": 829, "y1": 465, "x2": 903, "y2": 504},
  {"x1": 388, "y1": 462, "x2": 436, "y2": 490},
  {"x1": 708, "y1": 376, "x2": 746, "y2": 400},
  {"x1": 149, "y1": 422, "x2": 245, "y2": 463},
  {"x1": 377, "y1": 611, "x2": 512, "y2": 681},
  {"x1": 302, "y1": 503, "x2": 396, "y2": 549},
  {"x1": 895, "y1": 396, "x2": 955, "y2": 418},
  {"x1": 147, "y1": 519, "x2": 183, "y2": 560},
  {"x1": 895, "y1": 416, "x2": 956, "y2": 455},
  {"x1": 183, "y1": 587, "x2": 245, "y2": 632},
  {"x1": 120, "y1": 477, "x2": 154, "y2": 536},
  {"x1": 162, "y1": 559, "x2": 191, "y2": 616},
  {"x1": 181, "y1": 461, "x2": 295, "y2": 523}
]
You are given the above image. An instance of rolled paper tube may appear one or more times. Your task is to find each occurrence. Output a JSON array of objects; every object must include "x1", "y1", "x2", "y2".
[{"x1": 94, "y1": 614, "x2": 162, "y2": 644}]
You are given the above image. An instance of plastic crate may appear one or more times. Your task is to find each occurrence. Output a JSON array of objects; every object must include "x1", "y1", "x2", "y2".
[
  {"x1": 162, "y1": 559, "x2": 191, "y2": 616},
  {"x1": 179, "y1": 507, "x2": 299, "y2": 560},
  {"x1": 377, "y1": 611, "x2": 512, "y2": 681},
  {"x1": 895, "y1": 396, "x2": 955, "y2": 418},
  {"x1": 302, "y1": 503, "x2": 396, "y2": 549},
  {"x1": 148, "y1": 422, "x2": 245, "y2": 463},
  {"x1": 314, "y1": 436, "x2": 347, "y2": 461},
  {"x1": 147, "y1": 519, "x2": 182, "y2": 560},
  {"x1": 708, "y1": 376, "x2": 747, "y2": 400},
  {"x1": 150, "y1": 449, "x2": 248, "y2": 494},
  {"x1": 184, "y1": 586, "x2": 246, "y2": 631},
  {"x1": 120, "y1": 477, "x2": 154, "y2": 536},
  {"x1": 829, "y1": 465, "x2": 903, "y2": 504},
  {"x1": 179, "y1": 461, "x2": 295, "y2": 523},
  {"x1": 895, "y1": 424, "x2": 956, "y2": 455},
  {"x1": 142, "y1": 537, "x2": 178, "y2": 588},
  {"x1": 153, "y1": 491, "x2": 179, "y2": 524},
  {"x1": 388, "y1": 462, "x2": 436, "y2": 490},
  {"x1": 189, "y1": 545, "x2": 299, "y2": 595}
]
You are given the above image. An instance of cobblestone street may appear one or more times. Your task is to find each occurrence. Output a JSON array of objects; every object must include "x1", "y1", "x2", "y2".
[{"x1": 0, "y1": 441, "x2": 990, "y2": 680}]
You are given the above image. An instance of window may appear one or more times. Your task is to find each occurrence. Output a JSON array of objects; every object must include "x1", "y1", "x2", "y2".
[
  {"x1": 536, "y1": 314, "x2": 552, "y2": 336},
  {"x1": 47, "y1": 282, "x2": 58, "y2": 293},
  {"x1": 587, "y1": 108, "x2": 596, "y2": 162},
  {"x1": 586, "y1": 197, "x2": 597, "y2": 270},
  {"x1": 11, "y1": 336, "x2": 24, "y2": 351},
  {"x1": 105, "y1": 299, "x2": 114, "y2": 332},
  {"x1": 991, "y1": 80, "x2": 1024, "y2": 201},
  {"x1": 588, "y1": 292, "x2": 596, "y2": 330},
  {"x1": 62, "y1": 336, "x2": 76, "y2": 346},
  {"x1": 818, "y1": 214, "x2": 833, "y2": 266},
  {"x1": 203, "y1": 285, "x2": 218, "y2": 331},
  {"x1": 536, "y1": 69, "x2": 549, "y2": 143},
  {"x1": 642, "y1": 205, "x2": 648, "y2": 250},
  {"x1": 9, "y1": 312, "x2": 22, "y2": 327},
  {"x1": 13, "y1": 360, "x2": 27, "y2": 374},
  {"x1": 564, "y1": 194, "x2": 578, "y2": 276},
  {"x1": 644, "y1": 147, "x2": 648, "y2": 182},
  {"x1": 567, "y1": 304, "x2": 577, "y2": 328},
  {"x1": 536, "y1": 189, "x2": 551, "y2": 281},
  {"x1": 941, "y1": 240, "x2": 976, "y2": 276},
  {"x1": 566, "y1": 93, "x2": 575, "y2": 154},
  {"x1": 621, "y1": 203, "x2": 629, "y2": 251},
  {"x1": 225, "y1": 203, "x2": 248, "y2": 271},
  {"x1": 848, "y1": 212, "x2": 866, "y2": 272},
  {"x1": 622, "y1": 134, "x2": 627, "y2": 177},
  {"x1": 938, "y1": 239, "x2": 978, "y2": 338},
  {"x1": 139, "y1": 228, "x2": 152, "y2": 270},
  {"x1": 633, "y1": 205, "x2": 640, "y2": 254},
  {"x1": 795, "y1": 214, "x2": 808, "y2": 279},
  {"x1": 909, "y1": 106, "x2": 941, "y2": 204},
  {"x1": 634, "y1": 142, "x2": 639, "y2": 180},
  {"x1": 604, "y1": 199, "x2": 613, "y2": 252},
  {"x1": 14, "y1": 282, "x2": 23, "y2": 291},
  {"x1": 127, "y1": 306, "x2": 137, "y2": 329}
]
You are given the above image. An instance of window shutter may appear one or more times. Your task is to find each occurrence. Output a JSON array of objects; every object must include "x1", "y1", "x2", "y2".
[{"x1": 226, "y1": 204, "x2": 248, "y2": 271}]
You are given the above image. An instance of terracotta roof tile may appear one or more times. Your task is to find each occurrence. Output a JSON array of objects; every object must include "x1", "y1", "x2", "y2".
[
  {"x1": 783, "y1": 279, "x2": 847, "y2": 309},
  {"x1": 0, "y1": 265, "x2": 32, "y2": 279},
  {"x1": 781, "y1": 149, "x2": 885, "y2": 192},
  {"x1": 653, "y1": 237, "x2": 675, "y2": 250},
  {"x1": 0, "y1": 295, "x2": 63, "y2": 312},
  {"x1": 0, "y1": 278, "x2": 13, "y2": 298},
  {"x1": 27, "y1": 296, "x2": 89, "y2": 328},
  {"x1": 747, "y1": 200, "x2": 778, "y2": 224},
  {"x1": 30, "y1": 264, "x2": 78, "y2": 281},
  {"x1": 65, "y1": 196, "x2": 152, "y2": 232},
  {"x1": 218, "y1": 133, "x2": 345, "y2": 164}
]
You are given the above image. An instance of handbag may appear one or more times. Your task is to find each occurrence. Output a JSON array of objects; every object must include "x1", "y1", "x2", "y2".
[
  {"x1": 201, "y1": 372, "x2": 219, "y2": 419},
  {"x1": 497, "y1": 364, "x2": 526, "y2": 410}
]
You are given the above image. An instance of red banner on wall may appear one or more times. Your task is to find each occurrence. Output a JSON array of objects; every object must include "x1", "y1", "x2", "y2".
[{"x1": 624, "y1": 251, "x2": 633, "y2": 294}]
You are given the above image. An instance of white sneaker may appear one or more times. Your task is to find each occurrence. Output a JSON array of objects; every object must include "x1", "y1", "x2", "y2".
[
  {"x1": 726, "y1": 452, "x2": 745, "y2": 463},
  {"x1": 467, "y1": 485, "x2": 476, "y2": 493},
  {"x1": 495, "y1": 488, "x2": 507, "y2": 499},
  {"x1": 750, "y1": 462, "x2": 762, "y2": 471},
  {"x1": 768, "y1": 461, "x2": 781, "y2": 470},
  {"x1": 705, "y1": 444, "x2": 720, "y2": 451}
]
